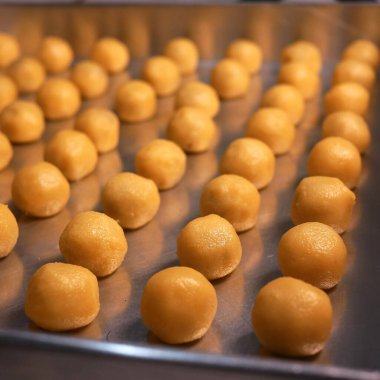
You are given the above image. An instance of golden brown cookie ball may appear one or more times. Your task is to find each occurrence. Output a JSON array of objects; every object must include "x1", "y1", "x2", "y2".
[
  {"x1": 252, "y1": 277, "x2": 333, "y2": 357},
  {"x1": 38, "y1": 36, "x2": 74, "y2": 74},
  {"x1": 342, "y1": 39, "x2": 379, "y2": 69},
  {"x1": 0, "y1": 204, "x2": 18, "y2": 258},
  {"x1": 0, "y1": 75, "x2": 18, "y2": 113},
  {"x1": 324, "y1": 82, "x2": 369, "y2": 116},
  {"x1": 0, "y1": 132, "x2": 13, "y2": 171},
  {"x1": 307, "y1": 137, "x2": 361, "y2": 189},
  {"x1": 59, "y1": 211, "x2": 127, "y2": 277},
  {"x1": 101, "y1": 172, "x2": 160, "y2": 229},
  {"x1": 37, "y1": 78, "x2": 81, "y2": 121},
  {"x1": 278, "y1": 222, "x2": 347, "y2": 289},
  {"x1": 176, "y1": 81, "x2": 220, "y2": 118},
  {"x1": 25, "y1": 262, "x2": 99, "y2": 331},
  {"x1": 220, "y1": 138, "x2": 275, "y2": 189},
  {"x1": 163, "y1": 37, "x2": 199, "y2": 75},
  {"x1": 141, "y1": 266, "x2": 217, "y2": 344},
  {"x1": 200, "y1": 174, "x2": 261, "y2": 232},
  {"x1": 70, "y1": 60, "x2": 109, "y2": 99},
  {"x1": 45, "y1": 129, "x2": 98, "y2": 182},
  {"x1": 246, "y1": 107, "x2": 295, "y2": 155},
  {"x1": 115, "y1": 80, "x2": 157, "y2": 123},
  {"x1": 322, "y1": 111, "x2": 370, "y2": 153},
  {"x1": 75, "y1": 107, "x2": 119, "y2": 154},
  {"x1": 0, "y1": 101, "x2": 45, "y2": 144},
  {"x1": 167, "y1": 106, "x2": 216, "y2": 153},
  {"x1": 291, "y1": 176, "x2": 356, "y2": 234},
  {"x1": 12, "y1": 161, "x2": 70, "y2": 217},
  {"x1": 90, "y1": 37, "x2": 129, "y2": 74},
  {"x1": 211, "y1": 58, "x2": 250, "y2": 99},
  {"x1": 0, "y1": 33, "x2": 20, "y2": 69},
  {"x1": 142, "y1": 56, "x2": 181, "y2": 97},
  {"x1": 177, "y1": 214, "x2": 242, "y2": 280},
  {"x1": 8, "y1": 57, "x2": 46, "y2": 94},
  {"x1": 135, "y1": 139, "x2": 186, "y2": 190}
]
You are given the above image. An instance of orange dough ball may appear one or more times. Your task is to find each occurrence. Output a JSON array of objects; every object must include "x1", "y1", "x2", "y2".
[
  {"x1": 0, "y1": 32, "x2": 20, "y2": 69},
  {"x1": 252, "y1": 277, "x2": 333, "y2": 357},
  {"x1": 0, "y1": 75, "x2": 18, "y2": 113},
  {"x1": 342, "y1": 39, "x2": 379, "y2": 69},
  {"x1": 225, "y1": 39, "x2": 263, "y2": 74},
  {"x1": 0, "y1": 132, "x2": 13, "y2": 171},
  {"x1": 0, "y1": 203, "x2": 19, "y2": 258},
  {"x1": 141, "y1": 266, "x2": 217, "y2": 344},
  {"x1": 25, "y1": 262, "x2": 99, "y2": 331}
]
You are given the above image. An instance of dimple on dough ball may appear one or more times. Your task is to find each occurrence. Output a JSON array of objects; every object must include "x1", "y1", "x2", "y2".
[
  {"x1": 101, "y1": 172, "x2": 160, "y2": 229},
  {"x1": 307, "y1": 137, "x2": 361, "y2": 189},
  {"x1": 45, "y1": 129, "x2": 98, "y2": 182},
  {"x1": 59, "y1": 211, "x2": 127, "y2": 277},
  {"x1": 142, "y1": 56, "x2": 181, "y2": 97},
  {"x1": 0, "y1": 204, "x2": 18, "y2": 258},
  {"x1": 12, "y1": 161, "x2": 70, "y2": 217},
  {"x1": 0, "y1": 132, "x2": 13, "y2": 171},
  {"x1": 176, "y1": 81, "x2": 220, "y2": 118},
  {"x1": 278, "y1": 222, "x2": 347, "y2": 289},
  {"x1": 342, "y1": 39, "x2": 379, "y2": 69},
  {"x1": 135, "y1": 139, "x2": 186, "y2": 190},
  {"x1": 9, "y1": 57, "x2": 46, "y2": 94},
  {"x1": 37, "y1": 78, "x2": 81, "y2": 120},
  {"x1": 0, "y1": 75, "x2": 18, "y2": 113},
  {"x1": 0, "y1": 101, "x2": 45, "y2": 144},
  {"x1": 177, "y1": 214, "x2": 242, "y2": 280},
  {"x1": 163, "y1": 37, "x2": 199, "y2": 75},
  {"x1": 200, "y1": 174, "x2": 260, "y2": 232},
  {"x1": 141, "y1": 266, "x2": 217, "y2": 344},
  {"x1": 220, "y1": 138, "x2": 275, "y2": 189},
  {"x1": 0, "y1": 33, "x2": 20, "y2": 69},
  {"x1": 324, "y1": 82, "x2": 369, "y2": 116},
  {"x1": 211, "y1": 58, "x2": 250, "y2": 99},
  {"x1": 225, "y1": 39, "x2": 263, "y2": 75},
  {"x1": 90, "y1": 37, "x2": 129, "y2": 74},
  {"x1": 115, "y1": 80, "x2": 157, "y2": 123},
  {"x1": 38, "y1": 36, "x2": 74, "y2": 73},
  {"x1": 322, "y1": 111, "x2": 370, "y2": 153},
  {"x1": 167, "y1": 106, "x2": 216, "y2": 153},
  {"x1": 25, "y1": 262, "x2": 99, "y2": 331},
  {"x1": 75, "y1": 107, "x2": 119, "y2": 153},
  {"x1": 246, "y1": 107, "x2": 295, "y2": 155},
  {"x1": 71, "y1": 60, "x2": 109, "y2": 99},
  {"x1": 252, "y1": 277, "x2": 333, "y2": 357},
  {"x1": 291, "y1": 176, "x2": 356, "y2": 234}
]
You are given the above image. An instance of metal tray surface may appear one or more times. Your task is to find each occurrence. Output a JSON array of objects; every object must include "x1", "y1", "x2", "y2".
[{"x1": 0, "y1": 4, "x2": 380, "y2": 380}]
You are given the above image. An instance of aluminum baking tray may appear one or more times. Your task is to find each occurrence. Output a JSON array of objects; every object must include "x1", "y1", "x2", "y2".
[{"x1": 0, "y1": 4, "x2": 380, "y2": 380}]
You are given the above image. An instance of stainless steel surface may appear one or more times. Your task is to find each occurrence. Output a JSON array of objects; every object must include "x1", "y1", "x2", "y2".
[{"x1": 0, "y1": 4, "x2": 380, "y2": 379}]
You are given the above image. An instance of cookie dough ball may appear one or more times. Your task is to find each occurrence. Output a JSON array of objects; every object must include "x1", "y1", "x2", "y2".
[
  {"x1": 101, "y1": 172, "x2": 160, "y2": 229},
  {"x1": 167, "y1": 106, "x2": 216, "y2": 153},
  {"x1": 291, "y1": 176, "x2": 356, "y2": 234},
  {"x1": 12, "y1": 161, "x2": 70, "y2": 217},
  {"x1": 0, "y1": 204, "x2": 18, "y2": 258},
  {"x1": 342, "y1": 39, "x2": 379, "y2": 69},
  {"x1": 25, "y1": 262, "x2": 99, "y2": 331},
  {"x1": 135, "y1": 139, "x2": 186, "y2": 190},
  {"x1": 252, "y1": 277, "x2": 333, "y2": 357},
  {"x1": 246, "y1": 108, "x2": 295, "y2": 155},
  {"x1": 278, "y1": 222, "x2": 347, "y2": 289},
  {"x1": 200, "y1": 174, "x2": 260, "y2": 232},
  {"x1": 75, "y1": 107, "x2": 119, "y2": 153},
  {"x1": 0, "y1": 33, "x2": 20, "y2": 69},
  {"x1": 38, "y1": 36, "x2": 74, "y2": 73},
  {"x1": 0, "y1": 75, "x2": 18, "y2": 113},
  {"x1": 163, "y1": 37, "x2": 199, "y2": 75},
  {"x1": 177, "y1": 214, "x2": 242, "y2": 280},
  {"x1": 220, "y1": 138, "x2": 275, "y2": 189},
  {"x1": 0, "y1": 132, "x2": 13, "y2": 171},
  {"x1": 322, "y1": 111, "x2": 371, "y2": 153},
  {"x1": 324, "y1": 82, "x2": 369, "y2": 116},
  {"x1": 45, "y1": 129, "x2": 98, "y2": 182},
  {"x1": 37, "y1": 78, "x2": 81, "y2": 120},
  {"x1": 141, "y1": 266, "x2": 217, "y2": 344},
  {"x1": 307, "y1": 137, "x2": 361, "y2": 189},
  {"x1": 176, "y1": 81, "x2": 220, "y2": 118},
  {"x1": 0, "y1": 101, "x2": 45, "y2": 144},
  {"x1": 90, "y1": 37, "x2": 129, "y2": 74},
  {"x1": 71, "y1": 60, "x2": 109, "y2": 99},
  {"x1": 60, "y1": 211, "x2": 127, "y2": 277},
  {"x1": 142, "y1": 56, "x2": 181, "y2": 97},
  {"x1": 115, "y1": 80, "x2": 157, "y2": 123},
  {"x1": 9, "y1": 57, "x2": 46, "y2": 94},
  {"x1": 211, "y1": 58, "x2": 250, "y2": 99}
]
